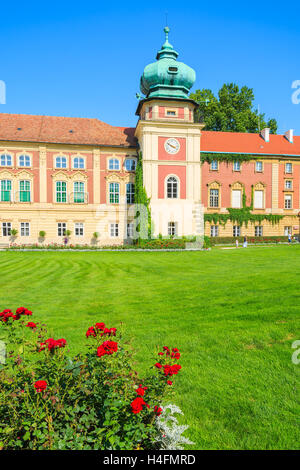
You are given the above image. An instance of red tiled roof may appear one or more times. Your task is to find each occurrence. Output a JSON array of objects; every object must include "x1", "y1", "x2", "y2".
[
  {"x1": 201, "y1": 131, "x2": 300, "y2": 156},
  {"x1": 0, "y1": 113, "x2": 137, "y2": 148}
]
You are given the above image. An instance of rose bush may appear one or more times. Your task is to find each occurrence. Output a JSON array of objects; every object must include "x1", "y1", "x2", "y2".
[{"x1": 0, "y1": 308, "x2": 190, "y2": 450}]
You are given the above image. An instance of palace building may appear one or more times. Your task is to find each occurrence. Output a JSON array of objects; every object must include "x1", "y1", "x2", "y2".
[{"x1": 0, "y1": 27, "x2": 299, "y2": 246}]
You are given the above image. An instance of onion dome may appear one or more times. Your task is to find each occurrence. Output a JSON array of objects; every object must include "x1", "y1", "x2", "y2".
[{"x1": 140, "y1": 27, "x2": 196, "y2": 100}]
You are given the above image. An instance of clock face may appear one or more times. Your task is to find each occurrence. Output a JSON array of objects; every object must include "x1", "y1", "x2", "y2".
[{"x1": 164, "y1": 138, "x2": 180, "y2": 155}]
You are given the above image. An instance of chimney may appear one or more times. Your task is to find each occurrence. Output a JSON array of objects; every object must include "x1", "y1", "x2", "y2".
[
  {"x1": 260, "y1": 128, "x2": 270, "y2": 142},
  {"x1": 284, "y1": 129, "x2": 294, "y2": 144}
]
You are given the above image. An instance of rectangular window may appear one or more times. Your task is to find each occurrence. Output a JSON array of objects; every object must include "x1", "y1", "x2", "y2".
[
  {"x1": 285, "y1": 163, "x2": 292, "y2": 174},
  {"x1": 20, "y1": 222, "x2": 30, "y2": 237},
  {"x1": 233, "y1": 225, "x2": 241, "y2": 237},
  {"x1": 210, "y1": 225, "x2": 219, "y2": 237},
  {"x1": 74, "y1": 181, "x2": 85, "y2": 203},
  {"x1": 255, "y1": 226, "x2": 263, "y2": 237},
  {"x1": 109, "y1": 183, "x2": 119, "y2": 204},
  {"x1": 75, "y1": 223, "x2": 84, "y2": 236},
  {"x1": 126, "y1": 183, "x2": 135, "y2": 204},
  {"x1": 57, "y1": 222, "x2": 67, "y2": 237},
  {"x1": 110, "y1": 223, "x2": 119, "y2": 237},
  {"x1": 0, "y1": 180, "x2": 12, "y2": 202},
  {"x1": 284, "y1": 194, "x2": 292, "y2": 209},
  {"x1": 166, "y1": 110, "x2": 176, "y2": 116},
  {"x1": 19, "y1": 180, "x2": 30, "y2": 202},
  {"x1": 2, "y1": 222, "x2": 11, "y2": 236},
  {"x1": 168, "y1": 222, "x2": 177, "y2": 236},
  {"x1": 284, "y1": 226, "x2": 292, "y2": 236},
  {"x1": 233, "y1": 161, "x2": 241, "y2": 171},
  {"x1": 56, "y1": 181, "x2": 67, "y2": 203},
  {"x1": 232, "y1": 189, "x2": 241, "y2": 208},
  {"x1": 256, "y1": 161, "x2": 263, "y2": 172},
  {"x1": 209, "y1": 189, "x2": 219, "y2": 207},
  {"x1": 210, "y1": 160, "x2": 218, "y2": 171},
  {"x1": 254, "y1": 190, "x2": 264, "y2": 209},
  {"x1": 127, "y1": 223, "x2": 134, "y2": 238},
  {"x1": 285, "y1": 180, "x2": 292, "y2": 189}
]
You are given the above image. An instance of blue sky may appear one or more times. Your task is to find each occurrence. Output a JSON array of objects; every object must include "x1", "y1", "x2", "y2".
[{"x1": 1, "y1": 1, "x2": 300, "y2": 134}]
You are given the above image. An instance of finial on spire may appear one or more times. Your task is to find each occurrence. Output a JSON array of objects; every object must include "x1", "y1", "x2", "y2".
[{"x1": 164, "y1": 25, "x2": 170, "y2": 42}]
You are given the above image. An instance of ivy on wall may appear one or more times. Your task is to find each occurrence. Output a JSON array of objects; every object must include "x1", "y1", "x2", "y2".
[
  {"x1": 204, "y1": 187, "x2": 285, "y2": 227},
  {"x1": 201, "y1": 152, "x2": 258, "y2": 165},
  {"x1": 134, "y1": 151, "x2": 152, "y2": 239}
]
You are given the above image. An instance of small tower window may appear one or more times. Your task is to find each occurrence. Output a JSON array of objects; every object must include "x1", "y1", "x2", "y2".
[{"x1": 166, "y1": 176, "x2": 179, "y2": 199}]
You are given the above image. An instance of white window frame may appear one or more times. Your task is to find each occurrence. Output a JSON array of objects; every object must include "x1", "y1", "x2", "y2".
[
  {"x1": 255, "y1": 226, "x2": 263, "y2": 237},
  {"x1": 233, "y1": 161, "x2": 241, "y2": 171},
  {"x1": 284, "y1": 194, "x2": 292, "y2": 209},
  {"x1": 256, "y1": 161, "x2": 263, "y2": 172},
  {"x1": 285, "y1": 180, "x2": 292, "y2": 190},
  {"x1": 57, "y1": 222, "x2": 67, "y2": 237},
  {"x1": 0, "y1": 154, "x2": 12, "y2": 167},
  {"x1": 18, "y1": 155, "x2": 31, "y2": 167},
  {"x1": 166, "y1": 176, "x2": 179, "y2": 199},
  {"x1": 284, "y1": 226, "x2": 292, "y2": 236},
  {"x1": 126, "y1": 183, "x2": 135, "y2": 204},
  {"x1": 232, "y1": 189, "x2": 242, "y2": 208},
  {"x1": 73, "y1": 157, "x2": 85, "y2": 169},
  {"x1": 168, "y1": 222, "x2": 177, "y2": 236},
  {"x1": 20, "y1": 222, "x2": 30, "y2": 237},
  {"x1": 254, "y1": 190, "x2": 264, "y2": 209},
  {"x1": 2, "y1": 222, "x2": 11, "y2": 236},
  {"x1": 110, "y1": 223, "x2": 119, "y2": 237},
  {"x1": 233, "y1": 225, "x2": 241, "y2": 237},
  {"x1": 124, "y1": 158, "x2": 136, "y2": 171},
  {"x1": 209, "y1": 188, "x2": 219, "y2": 208},
  {"x1": 210, "y1": 225, "x2": 219, "y2": 237},
  {"x1": 55, "y1": 156, "x2": 67, "y2": 169},
  {"x1": 108, "y1": 158, "x2": 120, "y2": 170},
  {"x1": 285, "y1": 163, "x2": 292, "y2": 174},
  {"x1": 74, "y1": 222, "x2": 84, "y2": 237},
  {"x1": 0, "y1": 179, "x2": 12, "y2": 202},
  {"x1": 56, "y1": 181, "x2": 67, "y2": 203},
  {"x1": 127, "y1": 223, "x2": 134, "y2": 238},
  {"x1": 210, "y1": 160, "x2": 218, "y2": 171}
]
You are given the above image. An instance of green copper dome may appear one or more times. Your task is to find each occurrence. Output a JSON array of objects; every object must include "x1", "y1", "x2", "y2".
[{"x1": 140, "y1": 27, "x2": 196, "y2": 100}]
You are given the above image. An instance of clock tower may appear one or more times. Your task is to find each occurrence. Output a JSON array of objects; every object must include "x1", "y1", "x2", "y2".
[{"x1": 135, "y1": 27, "x2": 204, "y2": 238}]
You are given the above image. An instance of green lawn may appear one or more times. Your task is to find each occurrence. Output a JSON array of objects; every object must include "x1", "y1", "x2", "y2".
[{"x1": 0, "y1": 246, "x2": 299, "y2": 450}]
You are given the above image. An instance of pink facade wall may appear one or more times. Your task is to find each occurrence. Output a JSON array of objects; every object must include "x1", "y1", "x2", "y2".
[
  {"x1": 201, "y1": 161, "x2": 273, "y2": 208},
  {"x1": 158, "y1": 106, "x2": 185, "y2": 119},
  {"x1": 158, "y1": 137, "x2": 186, "y2": 161},
  {"x1": 158, "y1": 165, "x2": 186, "y2": 199}
]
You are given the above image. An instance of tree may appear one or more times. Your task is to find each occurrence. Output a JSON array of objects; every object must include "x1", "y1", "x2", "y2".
[{"x1": 190, "y1": 83, "x2": 277, "y2": 134}]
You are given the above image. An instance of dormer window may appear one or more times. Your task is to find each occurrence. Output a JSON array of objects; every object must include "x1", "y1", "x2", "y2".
[{"x1": 168, "y1": 66, "x2": 178, "y2": 73}]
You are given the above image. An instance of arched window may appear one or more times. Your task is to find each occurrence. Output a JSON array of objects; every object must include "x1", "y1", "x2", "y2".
[
  {"x1": 73, "y1": 157, "x2": 85, "y2": 169},
  {"x1": 55, "y1": 156, "x2": 67, "y2": 169},
  {"x1": 109, "y1": 183, "x2": 119, "y2": 203},
  {"x1": 0, "y1": 154, "x2": 12, "y2": 166},
  {"x1": 166, "y1": 176, "x2": 178, "y2": 199},
  {"x1": 126, "y1": 183, "x2": 135, "y2": 204},
  {"x1": 124, "y1": 159, "x2": 136, "y2": 171},
  {"x1": 0, "y1": 180, "x2": 12, "y2": 201},
  {"x1": 19, "y1": 155, "x2": 31, "y2": 167},
  {"x1": 19, "y1": 180, "x2": 31, "y2": 202},
  {"x1": 108, "y1": 159, "x2": 120, "y2": 170}
]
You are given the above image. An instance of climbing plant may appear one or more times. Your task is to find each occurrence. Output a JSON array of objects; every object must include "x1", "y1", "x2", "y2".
[
  {"x1": 201, "y1": 152, "x2": 258, "y2": 165},
  {"x1": 134, "y1": 151, "x2": 152, "y2": 239},
  {"x1": 204, "y1": 187, "x2": 285, "y2": 228}
]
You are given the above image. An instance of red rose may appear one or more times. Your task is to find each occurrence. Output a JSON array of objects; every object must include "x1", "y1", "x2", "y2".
[
  {"x1": 86, "y1": 326, "x2": 96, "y2": 338},
  {"x1": 136, "y1": 385, "x2": 148, "y2": 396},
  {"x1": 154, "y1": 406, "x2": 163, "y2": 416},
  {"x1": 131, "y1": 397, "x2": 149, "y2": 414},
  {"x1": 155, "y1": 363, "x2": 162, "y2": 369},
  {"x1": 26, "y1": 322, "x2": 37, "y2": 329},
  {"x1": 167, "y1": 380, "x2": 173, "y2": 386},
  {"x1": 158, "y1": 352, "x2": 164, "y2": 356},
  {"x1": 34, "y1": 380, "x2": 47, "y2": 393},
  {"x1": 95, "y1": 322, "x2": 105, "y2": 330},
  {"x1": 97, "y1": 340, "x2": 118, "y2": 358}
]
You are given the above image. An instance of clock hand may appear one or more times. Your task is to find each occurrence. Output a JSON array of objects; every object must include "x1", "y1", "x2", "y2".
[{"x1": 168, "y1": 143, "x2": 176, "y2": 149}]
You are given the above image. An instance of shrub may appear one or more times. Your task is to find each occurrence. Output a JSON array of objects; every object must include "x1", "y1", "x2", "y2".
[
  {"x1": 209, "y1": 236, "x2": 288, "y2": 246},
  {"x1": 0, "y1": 308, "x2": 191, "y2": 450}
]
